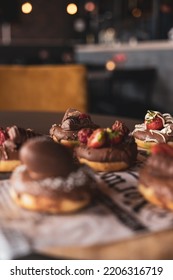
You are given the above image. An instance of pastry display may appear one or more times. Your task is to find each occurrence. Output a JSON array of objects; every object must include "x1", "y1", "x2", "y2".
[
  {"x1": 10, "y1": 137, "x2": 96, "y2": 213},
  {"x1": 0, "y1": 125, "x2": 40, "y2": 172},
  {"x1": 132, "y1": 110, "x2": 173, "y2": 151},
  {"x1": 139, "y1": 143, "x2": 173, "y2": 210},
  {"x1": 75, "y1": 120, "x2": 137, "y2": 172},
  {"x1": 49, "y1": 108, "x2": 98, "y2": 147}
]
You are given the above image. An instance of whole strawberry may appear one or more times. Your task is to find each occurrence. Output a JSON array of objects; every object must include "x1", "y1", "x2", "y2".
[
  {"x1": 78, "y1": 128, "x2": 93, "y2": 144},
  {"x1": 0, "y1": 127, "x2": 9, "y2": 145},
  {"x1": 87, "y1": 128, "x2": 106, "y2": 148},
  {"x1": 112, "y1": 120, "x2": 129, "y2": 136},
  {"x1": 106, "y1": 128, "x2": 123, "y2": 145},
  {"x1": 145, "y1": 110, "x2": 164, "y2": 130}
]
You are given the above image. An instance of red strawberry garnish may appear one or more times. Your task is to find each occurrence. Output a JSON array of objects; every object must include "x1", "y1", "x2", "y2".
[
  {"x1": 78, "y1": 128, "x2": 93, "y2": 144},
  {"x1": 151, "y1": 143, "x2": 173, "y2": 157},
  {"x1": 112, "y1": 120, "x2": 129, "y2": 136},
  {"x1": 145, "y1": 110, "x2": 164, "y2": 130},
  {"x1": 78, "y1": 113, "x2": 91, "y2": 120},
  {"x1": 107, "y1": 128, "x2": 123, "y2": 145},
  {"x1": 0, "y1": 127, "x2": 9, "y2": 145},
  {"x1": 87, "y1": 128, "x2": 106, "y2": 148}
]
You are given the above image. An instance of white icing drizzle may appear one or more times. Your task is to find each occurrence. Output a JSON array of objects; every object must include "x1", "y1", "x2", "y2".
[
  {"x1": 132, "y1": 112, "x2": 173, "y2": 143},
  {"x1": 11, "y1": 165, "x2": 95, "y2": 195}
]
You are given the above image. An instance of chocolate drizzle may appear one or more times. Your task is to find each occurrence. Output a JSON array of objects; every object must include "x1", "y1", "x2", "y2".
[{"x1": 132, "y1": 112, "x2": 173, "y2": 143}]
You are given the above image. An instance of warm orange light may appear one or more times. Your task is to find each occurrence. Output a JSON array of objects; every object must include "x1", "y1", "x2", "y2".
[
  {"x1": 106, "y1": 61, "x2": 116, "y2": 71},
  {"x1": 132, "y1": 8, "x2": 142, "y2": 18},
  {"x1": 21, "y1": 2, "x2": 32, "y2": 14},
  {"x1": 84, "y1": 2, "x2": 96, "y2": 12},
  {"x1": 67, "y1": 3, "x2": 78, "y2": 15}
]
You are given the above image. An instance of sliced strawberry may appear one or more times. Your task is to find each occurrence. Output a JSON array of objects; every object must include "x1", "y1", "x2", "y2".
[
  {"x1": 78, "y1": 128, "x2": 93, "y2": 144},
  {"x1": 151, "y1": 143, "x2": 173, "y2": 157},
  {"x1": 112, "y1": 120, "x2": 129, "y2": 136},
  {"x1": 145, "y1": 110, "x2": 164, "y2": 130},
  {"x1": 87, "y1": 128, "x2": 106, "y2": 148},
  {"x1": 107, "y1": 128, "x2": 123, "y2": 145},
  {"x1": 0, "y1": 127, "x2": 9, "y2": 145}
]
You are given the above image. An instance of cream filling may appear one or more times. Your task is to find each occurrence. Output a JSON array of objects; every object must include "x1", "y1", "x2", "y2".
[{"x1": 11, "y1": 165, "x2": 95, "y2": 195}]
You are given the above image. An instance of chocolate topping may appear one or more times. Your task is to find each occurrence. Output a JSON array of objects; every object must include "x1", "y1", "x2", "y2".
[
  {"x1": 19, "y1": 137, "x2": 77, "y2": 179},
  {"x1": 50, "y1": 125, "x2": 79, "y2": 141},
  {"x1": 141, "y1": 153, "x2": 173, "y2": 177},
  {"x1": 0, "y1": 125, "x2": 41, "y2": 161},
  {"x1": 4, "y1": 126, "x2": 40, "y2": 150},
  {"x1": 50, "y1": 108, "x2": 98, "y2": 141},
  {"x1": 75, "y1": 136, "x2": 137, "y2": 165},
  {"x1": 139, "y1": 152, "x2": 173, "y2": 207}
]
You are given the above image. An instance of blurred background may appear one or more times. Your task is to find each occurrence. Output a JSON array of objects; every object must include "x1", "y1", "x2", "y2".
[{"x1": 0, "y1": 0, "x2": 173, "y2": 118}]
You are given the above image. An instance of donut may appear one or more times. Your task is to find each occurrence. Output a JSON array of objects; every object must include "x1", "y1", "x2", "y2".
[
  {"x1": 10, "y1": 137, "x2": 96, "y2": 213},
  {"x1": 132, "y1": 110, "x2": 173, "y2": 152},
  {"x1": 0, "y1": 126, "x2": 40, "y2": 172},
  {"x1": 75, "y1": 120, "x2": 137, "y2": 172},
  {"x1": 50, "y1": 108, "x2": 98, "y2": 148},
  {"x1": 139, "y1": 143, "x2": 173, "y2": 210}
]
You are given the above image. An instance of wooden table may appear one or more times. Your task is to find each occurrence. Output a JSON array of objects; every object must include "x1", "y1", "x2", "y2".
[{"x1": 1, "y1": 111, "x2": 173, "y2": 260}]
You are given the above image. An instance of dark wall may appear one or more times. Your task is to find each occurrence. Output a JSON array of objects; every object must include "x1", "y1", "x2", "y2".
[{"x1": 0, "y1": 0, "x2": 76, "y2": 42}]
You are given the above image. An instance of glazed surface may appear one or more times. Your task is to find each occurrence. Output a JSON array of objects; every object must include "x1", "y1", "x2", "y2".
[{"x1": 75, "y1": 136, "x2": 137, "y2": 165}]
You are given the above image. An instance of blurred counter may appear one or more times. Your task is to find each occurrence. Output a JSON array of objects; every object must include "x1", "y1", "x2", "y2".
[{"x1": 75, "y1": 40, "x2": 173, "y2": 115}]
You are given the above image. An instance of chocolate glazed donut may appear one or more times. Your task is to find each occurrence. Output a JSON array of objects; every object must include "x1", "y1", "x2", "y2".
[
  {"x1": 10, "y1": 137, "x2": 96, "y2": 213},
  {"x1": 75, "y1": 136, "x2": 137, "y2": 172},
  {"x1": 132, "y1": 111, "x2": 173, "y2": 151},
  {"x1": 50, "y1": 108, "x2": 98, "y2": 147},
  {"x1": 139, "y1": 144, "x2": 173, "y2": 210}
]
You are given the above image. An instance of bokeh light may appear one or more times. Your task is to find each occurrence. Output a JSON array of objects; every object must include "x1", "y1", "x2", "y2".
[
  {"x1": 84, "y1": 2, "x2": 96, "y2": 12},
  {"x1": 21, "y1": 2, "x2": 32, "y2": 14},
  {"x1": 132, "y1": 8, "x2": 142, "y2": 18},
  {"x1": 105, "y1": 61, "x2": 116, "y2": 71},
  {"x1": 67, "y1": 3, "x2": 78, "y2": 15}
]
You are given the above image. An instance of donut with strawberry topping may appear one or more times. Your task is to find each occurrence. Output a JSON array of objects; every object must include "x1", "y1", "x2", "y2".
[
  {"x1": 139, "y1": 143, "x2": 173, "y2": 210},
  {"x1": 49, "y1": 108, "x2": 98, "y2": 148},
  {"x1": 75, "y1": 120, "x2": 137, "y2": 172},
  {"x1": 132, "y1": 110, "x2": 173, "y2": 151}
]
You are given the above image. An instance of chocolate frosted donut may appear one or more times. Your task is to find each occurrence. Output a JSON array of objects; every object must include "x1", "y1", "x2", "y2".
[
  {"x1": 139, "y1": 143, "x2": 173, "y2": 210},
  {"x1": 10, "y1": 137, "x2": 96, "y2": 213},
  {"x1": 0, "y1": 126, "x2": 40, "y2": 172},
  {"x1": 132, "y1": 111, "x2": 173, "y2": 151},
  {"x1": 75, "y1": 121, "x2": 137, "y2": 172},
  {"x1": 50, "y1": 108, "x2": 98, "y2": 147},
  {"x1": 19, "y1": 137, "x2": 76, "y2": 179}
]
